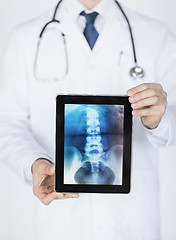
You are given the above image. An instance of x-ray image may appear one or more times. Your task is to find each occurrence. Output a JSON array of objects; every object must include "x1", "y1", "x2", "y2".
[{"x1": 64, "y1": 104, "x2": 124, "y2": 185}]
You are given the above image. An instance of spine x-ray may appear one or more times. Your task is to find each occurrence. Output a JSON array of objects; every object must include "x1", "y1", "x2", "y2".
[{"x1": 64, "y1": 104, "x2": 124, "y2": 185}]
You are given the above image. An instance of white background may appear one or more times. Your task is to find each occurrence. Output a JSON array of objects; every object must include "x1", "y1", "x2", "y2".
[{"x1": 0, "y1": 0, "x2": 176, "y2": 239}]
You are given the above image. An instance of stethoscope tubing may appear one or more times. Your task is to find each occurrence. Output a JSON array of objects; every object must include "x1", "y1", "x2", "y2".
[{"x1": 115, "y1": 1, "x2": 137, "y2": 65}]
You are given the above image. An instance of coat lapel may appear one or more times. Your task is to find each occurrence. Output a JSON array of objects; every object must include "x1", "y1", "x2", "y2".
[
  {"x1": 58, "y1": 13, "x2": 92, "y2": 54},
  {"x1": 92, "y1": 13, "x2": 136, "y2": 55}
]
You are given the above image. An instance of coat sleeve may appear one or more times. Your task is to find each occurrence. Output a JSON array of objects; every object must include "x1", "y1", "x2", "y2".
[
  {"x1": 145, "y1": 24, "x2": 176, "y2": 148},
  {"x1": 0, "y1": 28, "x2": 53, "y2": 185}
]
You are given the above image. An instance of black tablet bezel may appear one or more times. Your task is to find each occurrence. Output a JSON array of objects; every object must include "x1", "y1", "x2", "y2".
[{"x1": 55, "y1": 95, "x2": 132, "y2": 194}]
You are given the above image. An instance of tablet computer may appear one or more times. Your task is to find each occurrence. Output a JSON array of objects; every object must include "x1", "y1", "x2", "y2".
[{"x1": 55, "y1": 95, "x2": 132, "y2": 194}]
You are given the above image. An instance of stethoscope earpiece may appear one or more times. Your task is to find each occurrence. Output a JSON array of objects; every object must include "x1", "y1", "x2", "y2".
[{"x1": 130, "y1": 66, "x2": 145, "y2": 79}]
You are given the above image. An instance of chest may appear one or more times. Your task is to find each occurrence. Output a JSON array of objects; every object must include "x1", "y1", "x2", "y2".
[{"x1": 27, "y1": 19, "x2": 158, "y2": 105}]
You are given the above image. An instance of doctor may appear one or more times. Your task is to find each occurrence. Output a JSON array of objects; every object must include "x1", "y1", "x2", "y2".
[{"x1": 0, "y1": 0, "x2": 176, "y2": 239}]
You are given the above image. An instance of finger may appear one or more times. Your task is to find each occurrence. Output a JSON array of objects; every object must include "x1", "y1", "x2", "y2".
[
  {"x1": 43, "y1": 165, "x2": 55, "y2": 176},
  {"x1": 34, "y1": 170, "x2": 55, "y2": 195},
  {"x1": 62, "y1": 193, "x2": 79, "y2": 198},
  {"x1": 39, "y1": 164, "x2": 55, "y2": 176},
  {"x1": 33, "y1": 174, "x2": 54, "y2": 193},
  {"x1": 40, "y1": 184, "x2": 55, "y2": 194},
  {"x1": 40, "y1": 192, "x2": 66, "y2": 205},
  {"x1": 48, "y1": 165, "x2": 55, "y2": 175},
  {"x1": 41, "y1": 174, "x2": 54, "y2": 186},
  {"x1": 39, "y1": 175, "x2": 55, "y2": 193},
  {"x1": 131, "y1": 96, "x2": 159, "y2": 109},
  {"x1": 41, "y1": 192, "x2": 79, "y2": 205},
  {"x1": 127, "y1": 83, "x2": 162, "y2": 96},
  {"x1": 132, "y1": 106, "x2": 157, "y2": 117},
  {"x1": 34, "y1": 159, "x2": 55, "y2": 176},
  {"x1": 129, "y1": 88, "x2": 159, "y2": 103}
]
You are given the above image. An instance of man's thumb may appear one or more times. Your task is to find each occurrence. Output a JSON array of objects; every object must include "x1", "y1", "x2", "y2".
[{"x1": 46, "y1": 165, "x2": 55, "y2": 175}]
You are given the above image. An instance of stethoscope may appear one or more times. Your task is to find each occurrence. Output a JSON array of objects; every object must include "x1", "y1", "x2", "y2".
[{"x1": 34, "y1": 0, "x2": 145, "y2": 82}]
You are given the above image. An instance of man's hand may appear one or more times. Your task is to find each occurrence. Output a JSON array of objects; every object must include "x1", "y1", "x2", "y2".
[
  {"x1": 32, "y1": 159, "x2": 79, "y2": 205},
  {"x1": 127, "y1": 83, "x2": 167, "y2": 129}
]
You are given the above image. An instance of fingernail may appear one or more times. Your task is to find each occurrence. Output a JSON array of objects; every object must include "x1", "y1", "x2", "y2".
[
  {"x1": 72, "y1": 195, "x2": 78, "y2": 198},
  {"x1": 127, "y1": 90, "x2": 132, "y2": 96},
  {"x1": 130, "y1": 97, "x2": 136, "y2": 102},
  {"x1": 132, "y1": 103, "x2": 138, "y2": 108},
  {"x1": 132, "y1": 111, "x2": 138, "y2": 116}
]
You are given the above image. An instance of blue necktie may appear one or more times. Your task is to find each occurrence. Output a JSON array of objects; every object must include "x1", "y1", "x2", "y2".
[{"x1": 80, "y1": 11, "x2": 99, "y2": 49}]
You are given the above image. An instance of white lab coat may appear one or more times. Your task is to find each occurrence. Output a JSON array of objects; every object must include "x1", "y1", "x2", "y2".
[{"x1": 0, "y1": 0, "x2": 176, "y2": 239}]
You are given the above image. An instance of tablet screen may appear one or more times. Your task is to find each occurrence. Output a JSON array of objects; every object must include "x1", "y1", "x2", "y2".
[{"x1": 64, "y1": 104, "x2": 124, "y2": 185}]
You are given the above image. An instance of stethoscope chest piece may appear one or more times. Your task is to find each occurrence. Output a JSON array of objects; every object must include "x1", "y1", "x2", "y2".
[{"x1": 130, "y1": 66, "x2": 145, "y2": 79}]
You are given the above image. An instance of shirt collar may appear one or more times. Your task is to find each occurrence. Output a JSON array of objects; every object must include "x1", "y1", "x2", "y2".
[{"x1": 62, "y1": 0, "x2": 115, "y2": 21}]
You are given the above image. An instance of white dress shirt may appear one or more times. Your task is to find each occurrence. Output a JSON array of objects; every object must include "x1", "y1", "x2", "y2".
[{"x1": 77, "y1": 1, "x2": 105, "y2": 33}]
